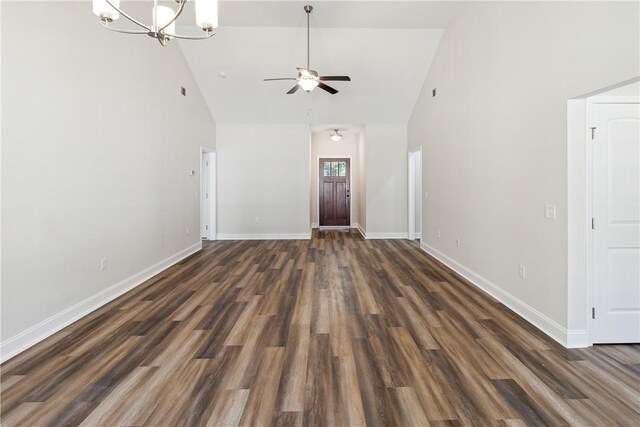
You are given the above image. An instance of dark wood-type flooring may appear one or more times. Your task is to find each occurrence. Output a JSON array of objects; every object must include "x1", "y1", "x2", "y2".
[{"x1": 1, "y1": 230, "x2": 639, "y2": 426}]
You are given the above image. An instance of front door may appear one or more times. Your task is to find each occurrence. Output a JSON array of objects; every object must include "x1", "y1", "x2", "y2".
[
  {"x1": 319, "y1": 158, "x2": 350, "y2": 227},
  {"x1": 592, "y1": 102, "x2": 640, "y2": 343}
]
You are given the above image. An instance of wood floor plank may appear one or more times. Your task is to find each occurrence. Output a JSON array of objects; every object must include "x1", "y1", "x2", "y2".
[
  {"x1": 207, "y1": 389, "x2": 250, "y2": 427},
  {"x1": 1, "y1": 229, "x2": 638, "y2": 426},
  {"x1": 238, "y1": 346, "x2": 285, "y2": 426},
  {"x1": 276, "y1": 323, "x2": 311, "y2": 413}
]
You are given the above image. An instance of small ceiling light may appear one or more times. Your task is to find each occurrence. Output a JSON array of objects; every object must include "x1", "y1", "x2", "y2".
[
  {"x1": 218, "y1": 71, "x2": 227, "y2": 78},
  {"x1": 330, "y1": 129, "x2": 343, "y2": 142},
  {"x1": 92, "y1": 0, "x2": 218, "y2": 47}
]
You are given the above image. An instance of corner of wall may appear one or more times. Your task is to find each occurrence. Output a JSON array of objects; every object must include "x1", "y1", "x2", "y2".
[
  {"x1": 420, "y1": 241, "x2": 569, "y2": 347},
  {"x1": 0, "y1": 242, "x2": 202, "y2": 363}
]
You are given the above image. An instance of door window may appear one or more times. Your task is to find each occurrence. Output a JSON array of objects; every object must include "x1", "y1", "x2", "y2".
[{"x1": 323, "y1": 161, "x2": 347, "y2": 177}]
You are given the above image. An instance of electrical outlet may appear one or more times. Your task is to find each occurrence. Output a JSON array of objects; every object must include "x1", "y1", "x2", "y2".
[
  {"x1": 255, "y1": 217, "x2": 260, "y2": 224},
  {"x1": 424, "y1": 191, "x2": 428, "y2": 199},
  {"x1": 437, "y1": 230, "x2": 441, "y2": 239},
  {"x1": 186, "y1": 227, "x2": 190, "y2": 235},
  {"x1": 519, "y1": 265, "x2": 526, "y2": 279},
  {"x1": 544, "y1": 204, "x2": 557, "y2": 220},
  {"x1": 456, "y1": 238, "x2": 461, "y2": 247},
  {"x1": 100, "y1": 257, "x2": 107, "y2": 271}
]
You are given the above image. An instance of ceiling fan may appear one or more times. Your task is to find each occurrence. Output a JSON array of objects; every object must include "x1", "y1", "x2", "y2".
[{"x1": 263, "y1": 5, "x2": 351, "y2": 95}]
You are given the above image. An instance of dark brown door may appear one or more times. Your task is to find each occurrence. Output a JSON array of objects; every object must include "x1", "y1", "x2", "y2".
[{"x1": 319, "y1": 158, "x2": 350, "y2": 227}]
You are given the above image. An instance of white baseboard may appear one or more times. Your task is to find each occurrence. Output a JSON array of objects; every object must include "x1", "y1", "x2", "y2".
[
  {"x1": 356, "y1": 224, "x2": 366, "y2": 238},
  {"x1": 217, "y1": 233, "x2": 311, "y2": 240},
  {"x1": 566, "y1": 329, "x2": 590, "y2": 348},
  {"x1": 365, "y1": 232, "x2": 408, "y2": 240},
  {"x1": 311, "y1": 222, "x2": 319, "y2": 229},
  {"x1": 0, "y1": 242, "x2": 202, "y2": 364},
  {"x1": 420, "y1": 242, "x2": 569, "y2": 347}
]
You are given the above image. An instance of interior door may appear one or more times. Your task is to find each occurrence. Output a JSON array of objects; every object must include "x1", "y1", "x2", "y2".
[
  {"x1": 319, "y1": 158, "x2": 350, "y2": 227},
  {"x1": 592, "y1": 102, "x2": 640, "y2": 343}
]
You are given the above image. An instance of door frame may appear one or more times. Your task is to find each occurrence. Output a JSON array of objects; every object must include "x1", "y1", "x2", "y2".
[
  {"x1": 200, "y1": 147, "x2": 217, "y2": 240},
  {"x1": 585, "y1": 96, "x2": 639, "y2": 345},
  {"x1": 567, "y1": 77, "x2": 639, "y2": 348},
  {"x1": 317, "y1": 156, "x2": 352, "y2": 229},
  {"x1": 408, "y1": 148, "x2": 422, "y2": 240}
]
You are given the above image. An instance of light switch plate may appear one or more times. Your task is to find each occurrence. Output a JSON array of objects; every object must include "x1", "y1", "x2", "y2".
[{"x1": 545, "y1": 204, "x2": 556, "y2": 220}]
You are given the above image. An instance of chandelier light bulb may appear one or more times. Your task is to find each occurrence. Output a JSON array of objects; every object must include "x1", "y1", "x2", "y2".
[
  {"x1": 196, "y1": 0, "x2": 219, "y2": 32},
  {"x1": 154, "y1": 5, "x2": 176, "y2": 35},
  {"x1": 93, "y1": 0, "x2": 120, "y2": 22}
]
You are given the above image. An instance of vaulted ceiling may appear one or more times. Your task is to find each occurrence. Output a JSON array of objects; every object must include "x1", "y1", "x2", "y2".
[{"x1": 178, "y1": 1, "x2": 463, "y2": 124}]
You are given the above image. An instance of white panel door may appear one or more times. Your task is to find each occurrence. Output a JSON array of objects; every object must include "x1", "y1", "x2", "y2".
[{"x1": 592, "y1": 102, "x2": 640, "y2": 343}]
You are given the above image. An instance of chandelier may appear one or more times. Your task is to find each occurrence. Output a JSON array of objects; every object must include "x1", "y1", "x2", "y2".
[{"x1": 92, "y1": 0, "x2": 218, "y2": 46}]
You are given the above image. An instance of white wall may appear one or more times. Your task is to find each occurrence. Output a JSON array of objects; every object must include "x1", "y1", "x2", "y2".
[
  {"x1": 364, "y1": 124, "x2": 408, "y2": 237},
  {"x1": 408, "y1": 1, "x2": 640, "y2": 345},
  {"x1": 310, "y1": 133, "x2": 360, "y2": 227},
  {"x1": 1, "y1": 2, "x2": 216, "y2": 359},
  {"x1": 216, "y1": 124, "x2": 310, "y2": 239}
]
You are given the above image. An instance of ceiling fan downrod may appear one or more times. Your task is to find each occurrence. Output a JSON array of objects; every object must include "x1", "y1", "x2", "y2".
[{"x1": 304, "y1": 5, "x2": 313, "y2": 71}]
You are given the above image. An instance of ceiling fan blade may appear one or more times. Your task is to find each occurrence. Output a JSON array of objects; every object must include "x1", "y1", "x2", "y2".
[
  {"x1": 264, "y1": 78, "x2": 297, "y2": 81},
  {"x1": 318, "y1": 82, "x2": 338, "y2": 95},
  {"x1": 319, "y1": 76, "x2": 351, "y2": 81},
  {"x1": 287, "y1": 84, "x2": 301, "y2": 94}
]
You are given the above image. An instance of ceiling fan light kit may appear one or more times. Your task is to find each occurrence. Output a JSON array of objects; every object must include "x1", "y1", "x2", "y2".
[
  {"x1": 92, "y1": 0, "x2": 218, "y2": 46},
  {"x1": 264, "y1": 5, "x2": 351, "y2": 95},
  {"x1": 298, "y1": 69, "x2": 320, "y2": 92}
]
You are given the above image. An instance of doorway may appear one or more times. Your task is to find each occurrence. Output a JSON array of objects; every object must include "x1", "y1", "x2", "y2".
[
  {"x1": 200, "y1": 149, "x2": 216, "y2": 240},
  {"x1": 590, "y1": 101, "x2": 639, "y2": 343},
  {"x1": 408, "y1": 149, "x2": 422, "y2": 240},
  {"x1": 319, "y1": 158, "x2": 350, "y2": 228}
]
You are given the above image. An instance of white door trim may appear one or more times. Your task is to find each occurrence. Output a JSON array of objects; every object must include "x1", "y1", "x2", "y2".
[
  {"x1": 567, "y1": 77, "x2": 639, "y2": 348},
  {"x1": 585, "y1": 96, "x2": 639, "y2": 345},
  {"x1": 200, "y1": 147, "x2": 217, "y2": 241},
  {"x1": 408, "y1": 148, "x2": 422, "y2": 241}
]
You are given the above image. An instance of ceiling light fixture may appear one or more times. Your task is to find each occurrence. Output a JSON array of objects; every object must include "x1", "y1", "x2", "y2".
[
  {"x1": 92, "y1": 0, "x2": 218, "y2": 47},
  {"x1": 330, "y1": 129, "x2": 343, "y2": 142}
]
